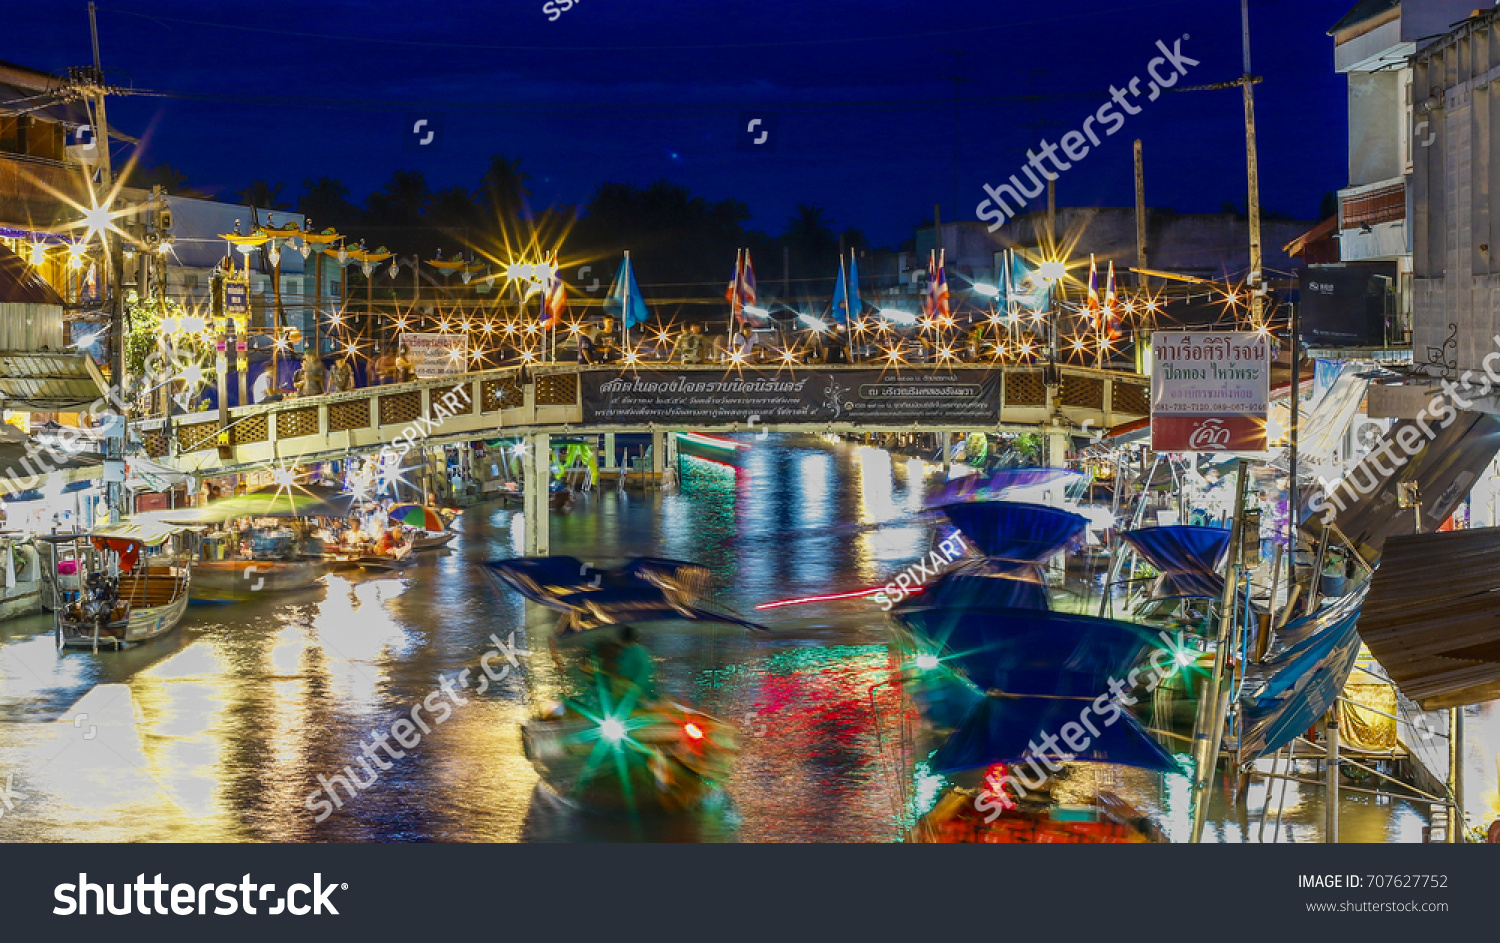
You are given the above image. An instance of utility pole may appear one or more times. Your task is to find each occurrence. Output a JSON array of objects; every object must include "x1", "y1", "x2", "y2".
[
  {"x1": 1134, "y1": 140, "x2": 1148, "y2": 286},
  {"x1": 1240, "y1": 0, "x2": 1265, "y2": 326},
  {"x1": 87, "y1": 1, "x2": 126, "y2": 523}
]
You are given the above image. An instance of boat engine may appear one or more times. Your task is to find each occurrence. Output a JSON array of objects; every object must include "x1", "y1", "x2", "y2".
[{"x1": 82, "y1": 571, "x2": 120, "y2": 629}]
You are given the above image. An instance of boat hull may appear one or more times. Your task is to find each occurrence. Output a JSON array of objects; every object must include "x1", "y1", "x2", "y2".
[
  {"x1": 189, "y1": 559, "x2": 328, "y2": 602},
  {"x1": 60, "y1": 589, "x2": 190, "y2": 649}
]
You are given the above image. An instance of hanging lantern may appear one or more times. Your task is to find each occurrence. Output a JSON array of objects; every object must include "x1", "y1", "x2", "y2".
[
  {"x1": 361, "y1": 262, "x2": 374, "y2": 278},
  {"x1": 287, "y1": 327, "x2": 303, "y2": 346},
  {"x1": 388, "y1": 261, "x2": 401, "y2": 279},
  {"x1": 298, "y1": 239, "x2": 312, "y2": 260},
  {"x1": 337, "y1": 247, "x2": 350, "y2": 265},
  {"x1": 267, "y1": 241, "x2": 282, "y2": 267},
  {"x1": 28, "y1": 243, "x2": 45, "y2": 267}
]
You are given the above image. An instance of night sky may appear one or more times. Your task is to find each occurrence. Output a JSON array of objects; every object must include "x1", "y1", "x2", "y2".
[{"x1": 12, "y1": 0, "x2": 1351, "y2": 247}]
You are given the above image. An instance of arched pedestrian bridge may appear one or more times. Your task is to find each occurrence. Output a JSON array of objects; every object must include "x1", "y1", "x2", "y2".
[{"x1": 133, "y1": 363, "x2": 1150, "y2": 477}]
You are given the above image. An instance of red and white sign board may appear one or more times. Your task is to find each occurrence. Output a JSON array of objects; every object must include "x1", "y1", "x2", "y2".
[{"x1": 1150, "y1": 331, "x2": 1270, "y2": 452}]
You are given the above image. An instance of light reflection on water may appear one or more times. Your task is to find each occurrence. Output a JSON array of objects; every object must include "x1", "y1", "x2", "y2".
[{"x1": 0, "y1": 434, "x2": 1483, "y2": 842}]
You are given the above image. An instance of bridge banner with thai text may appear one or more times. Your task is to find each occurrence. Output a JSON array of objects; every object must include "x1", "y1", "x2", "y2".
[{"x1": 580, "y1": 369, "x2": 1001, "y2": 426}]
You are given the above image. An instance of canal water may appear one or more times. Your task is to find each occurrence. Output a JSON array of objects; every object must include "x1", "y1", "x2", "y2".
[{"x1": 0, "y1": 435, "x2": 1491, "y2": 841}]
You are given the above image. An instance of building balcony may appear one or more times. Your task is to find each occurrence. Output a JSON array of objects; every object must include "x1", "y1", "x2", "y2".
[{"x1": 1338, "y1": 177, "x2": 1409, "y2": 261}]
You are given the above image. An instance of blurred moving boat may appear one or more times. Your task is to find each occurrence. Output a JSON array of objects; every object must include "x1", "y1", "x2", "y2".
[
  {"x1": 41, "y1": 523, "x2": 195, "y2": 651},
  {"x1": 486, "y1": 555, "x2": 763, "y2": 811},
  {"x1": 521, "y1": 700, "x2": 739, "y2": 813},
  {"x1": 189, "y1": 557, "x2": 327, "y2": 602}
]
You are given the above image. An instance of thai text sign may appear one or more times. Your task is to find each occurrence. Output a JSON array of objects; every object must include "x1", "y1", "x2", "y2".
[
  {"x1": 224, "y1": 279, "x2": 249, "y2": 316},
  {"x1": 580, "y1": 369, "x2": 1000, "y2": 426},
  {"x1": 400, "y1": 333, "x2": 469, "y2": 378},
  {"x1": 1150, "y1": 331, "x2": 1269, "y2": 451}
]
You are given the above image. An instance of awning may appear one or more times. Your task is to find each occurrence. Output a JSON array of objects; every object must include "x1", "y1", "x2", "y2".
[
  {"x1": 1358, "y1": 528, "x2": 1500, "y2": 710},
  {"x1": 0, "y1": 350, "x2": 109, "y2": 410}
]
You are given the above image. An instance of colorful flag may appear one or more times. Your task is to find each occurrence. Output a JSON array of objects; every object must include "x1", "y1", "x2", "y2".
[
  {"x1": 725, "y1": 249, "x2": 742, "y2": 308},
  {"x1": 741, "y1": 249, "x2": 757, "y2": 309},
  {"x1": 1104, "y1": 260, "x2": 1122, "y2": 338},
  {"x1": 924, "y1": 249, "x2": 950, "y2": 322},
  {"x1": 1086, "y1": 255, "x2": 1101, "y2": 326},
  {"x1": 604, "y1": 252, "x2": 649, "y2": 328},
  {"x1": 934, "y1": 249, "x2": 950, "y2": 320}
]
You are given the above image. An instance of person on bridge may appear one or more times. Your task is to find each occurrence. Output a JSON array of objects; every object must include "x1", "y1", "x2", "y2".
[
  {"x1": 729, "y1": 324, "x2": 755, "y2": 362},
  {"x1": 671, "y1": 323, "x2": 708, "y2": 364},
  {"x1": 374, "y1": 348, "x2": 398, "y2": 385},
  {"x1": 332, "y1": 358, "x2": 355, "y2": 393},
  {"x1": 300, "y1": 351, "x2": 326, "y2": 396}
]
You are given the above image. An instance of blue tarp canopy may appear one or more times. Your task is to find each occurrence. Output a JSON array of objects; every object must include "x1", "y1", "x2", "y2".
[
  {"x1": 1238, "y1": 583, "x2": 1368, "y2": 759},
  {"x1": 929, "y1": 467, "x2": 1086, "y2": 507},
  {"x1": 1122, "y1": 525, "x2": 1231, "y2": 599},
  {"x1": 931, "y1": 692, "x2": 1181, "y2": 774},
  {"x1": 892, "y1": 558, "x2": 1049, "y2": 613},
  {"x1": 940, "y1": 501, "x2": 1085, "y2": 564},
  {"x1": 893, "y1": 606, "x2": 1160, "y2": 696}
]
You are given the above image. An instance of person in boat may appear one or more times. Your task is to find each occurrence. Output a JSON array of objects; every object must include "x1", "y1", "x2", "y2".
[
  {"x1": 374, "y1": 527, "x2": 399, "y2": 555},
  {"x1": 602, "y1": 625, "x2": 658, "y2": 703}
]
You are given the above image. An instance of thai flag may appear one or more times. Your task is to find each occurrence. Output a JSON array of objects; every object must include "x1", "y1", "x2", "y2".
[
  {"x1": 933, "y1": 248, "x2": 950, "y2": 320},
  {"x1": 1104, "y1": 261, "x2": 1122, "y2": 338},
  {"x1": 924, "y1": 249, "x2": 949, "y2": 321},
  {"x1": 1086, "y1": 255, "x2": 1101, "y2": 327},
  {"x1": 726, "y1": 249, "x2": 758, "y2": 324}
]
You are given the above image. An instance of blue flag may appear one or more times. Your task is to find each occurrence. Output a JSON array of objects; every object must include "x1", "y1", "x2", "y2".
[
  {"x1": 604, "y1": 254, "x2": 649, "y2": 328},
  {"x1": 831, "y1": 253, "x2": 862, "y2": 325},
  {"x1": 1006, "y1": 254, "x2": 1048, "y2": 314}
]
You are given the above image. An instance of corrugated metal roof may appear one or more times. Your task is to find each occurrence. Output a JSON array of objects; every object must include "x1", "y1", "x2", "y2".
[
  {"x1": 0, "y1": 350, "x2": 107, "y2": 409},
  {"x1": 1360, "y1": 527, "x2": 1500, "y2": 710}
]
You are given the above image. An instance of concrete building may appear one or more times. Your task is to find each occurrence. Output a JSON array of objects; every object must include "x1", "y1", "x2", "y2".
[
  {"x1": 1409, "y1": 5, "x2": 1500, "y2": 376},
  {"x1": 1330, "y1": 0, "x2": 1480, "y2": 347}
]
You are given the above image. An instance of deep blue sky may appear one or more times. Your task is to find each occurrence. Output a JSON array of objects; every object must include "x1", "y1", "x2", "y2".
[{"x1": 12, "y1": 0, "x2": 1351, "y2": 247}]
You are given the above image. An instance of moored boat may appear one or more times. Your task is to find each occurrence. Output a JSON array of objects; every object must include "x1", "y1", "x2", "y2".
[{"x1": 41, "y1": 523, "x2": 196, "y2": 651}]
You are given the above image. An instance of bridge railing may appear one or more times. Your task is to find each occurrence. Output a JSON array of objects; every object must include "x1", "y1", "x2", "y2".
[{"x1": 131, "y1": 363, "x2": 1149, "y2": 474}]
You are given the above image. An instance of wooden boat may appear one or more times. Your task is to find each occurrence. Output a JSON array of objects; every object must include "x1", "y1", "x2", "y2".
[
  {"x1": 44, "y1": 524, "x2": 195, "y2": 651},
  {"x1": 410, "y1": 529, "x2": 455, "y2": 551},
  {"x1": 190, "y1": 558, "x2": 328, "y2": 602}
]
